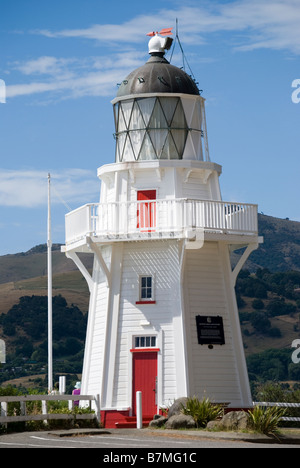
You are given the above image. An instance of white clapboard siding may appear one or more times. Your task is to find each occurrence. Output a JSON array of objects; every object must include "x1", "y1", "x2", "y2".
[
  {"x1": 112, "y1": 240, "x2": 180, "y2": 407},
  {"x1": 182, "y1": 173, "x2": 212, "y2": 200},
  {"x1": 184, "y1": 242, "x2": 243, "y2": 405},
  {"x1": 82, "y1": 246, "x2": 111, "y2": 397},
  {"x1": 129, "y1": 167, "x2": 213, "y2": 202}
]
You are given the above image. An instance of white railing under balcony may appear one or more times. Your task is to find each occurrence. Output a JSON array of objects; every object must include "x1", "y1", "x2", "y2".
[{"x1": 65, "y1": 199, "x2": 258, "y2": 246}]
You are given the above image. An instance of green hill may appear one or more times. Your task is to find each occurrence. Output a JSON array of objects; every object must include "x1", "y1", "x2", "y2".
[
  {"x1": 246, "y1": 214, "x2": 300, "y2": 272},
  {"x1": 0, "y1": 244, "x2": 93, "y2": 317},
  {"x1": 0, "y1": 244, "x2": 93, "y2": 285}
]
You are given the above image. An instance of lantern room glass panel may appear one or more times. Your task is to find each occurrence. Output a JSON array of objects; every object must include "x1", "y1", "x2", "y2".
[{"x1": 114, "y1": 96, "x2": 205, "y2": 162}]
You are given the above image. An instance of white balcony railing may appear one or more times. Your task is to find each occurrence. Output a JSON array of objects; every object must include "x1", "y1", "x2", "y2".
[{"x1": 65, "y1": 199, "x2": 258, "y2": 246}]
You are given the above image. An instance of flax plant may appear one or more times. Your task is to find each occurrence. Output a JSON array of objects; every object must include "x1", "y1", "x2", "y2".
[
  {"x1": 249, "y1": 405, "x2": 287, "y2": 437},
  {"x1": 181, "y1": 396, "x2": 223, "y2": 428}
]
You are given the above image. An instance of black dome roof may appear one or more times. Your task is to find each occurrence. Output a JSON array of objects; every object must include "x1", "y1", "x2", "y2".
[{"x1": 116, "y1": 53, "x2": 200, "y2": 98}]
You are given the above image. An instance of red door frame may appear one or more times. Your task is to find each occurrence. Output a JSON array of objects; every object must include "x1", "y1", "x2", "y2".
[
  {"x1": 131, "y1": 349, "x2": 159, "y2": 417},
  {"x1": 137, "y1": 190, "x2": 156, "y2": 232}
]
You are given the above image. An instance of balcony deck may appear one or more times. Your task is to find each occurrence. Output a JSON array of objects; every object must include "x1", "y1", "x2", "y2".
[{"x1": 64, "y1": 198, "x2": 258, "y2": 252}]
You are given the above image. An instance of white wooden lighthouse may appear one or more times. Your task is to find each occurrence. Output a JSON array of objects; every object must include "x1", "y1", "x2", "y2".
[{"x1": 63, "y1": 31, "x2": 260, "y2": 427}]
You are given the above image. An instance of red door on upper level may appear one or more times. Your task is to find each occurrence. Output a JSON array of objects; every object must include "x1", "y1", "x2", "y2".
[
  {"x1": 137, "y1": 190, "x2": 156, "y2": 232},
  {"x1": 132, "y1": 351, "x2": 157, "y2": 417}
]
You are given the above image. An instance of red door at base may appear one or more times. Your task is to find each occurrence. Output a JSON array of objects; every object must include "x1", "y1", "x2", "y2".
[{"x1": 132, "y1": 351, "x2": 157, "y2": 416}]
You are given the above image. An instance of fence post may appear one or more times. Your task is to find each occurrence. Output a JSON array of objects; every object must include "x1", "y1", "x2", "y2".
[
  {"x1": 68, "y1": 397, "x2": 73, "y2": 411},
  {"x1": 20, "y1": 400, "x2": 26, "y2": 418},
  {"x1": 42, "y1": 399, "x2": 48, "y2": 425},
  {"x1": 136, "y1": 391, "x2": 142, "y2": 429},
  {"x1": 0, "y1": 402, "x2": 7, "y2": 429},
  {"x1": 59, "y1": 376, "x2": 66, "y2": 395}
]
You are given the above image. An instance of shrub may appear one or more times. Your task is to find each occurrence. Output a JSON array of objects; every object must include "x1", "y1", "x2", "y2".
[
  {"x1": 252, "y1": 299, "x2": 264, "y2": 310},
  {"x1": 248, "y1": 405, "x2": 287, "y2": 436},
  {"x1": 250, "y1": 312, "x2": 271, "y2": 333},
  {"x1": 181, "y1": 396, "x2": 223, "y2": 428}
]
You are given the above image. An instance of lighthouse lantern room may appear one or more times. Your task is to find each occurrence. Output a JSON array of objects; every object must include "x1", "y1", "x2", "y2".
[{"x1": 63, "y1": 30, "x2": 261, "y2": 428}]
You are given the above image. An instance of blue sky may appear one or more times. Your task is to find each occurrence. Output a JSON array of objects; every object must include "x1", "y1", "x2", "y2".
[{"x1": 0, "y1": 0, "x2": 300, "y2": 255}]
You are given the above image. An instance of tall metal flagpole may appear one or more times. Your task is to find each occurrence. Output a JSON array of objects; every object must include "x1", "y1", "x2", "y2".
[{"x1": 47, "y1": 173, "x2": 53, "y2": 393}]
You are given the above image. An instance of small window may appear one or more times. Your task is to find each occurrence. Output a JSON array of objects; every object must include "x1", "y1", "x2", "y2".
[
  {"x1": 141, "y1": 275, "x2": 153, "y2": 300},
  {"x1": 136, "y1": 275, "x2": 156, "y2": 304},
  {"x1": 135, "y1": 336, "x2": 157, "y2": 348}
]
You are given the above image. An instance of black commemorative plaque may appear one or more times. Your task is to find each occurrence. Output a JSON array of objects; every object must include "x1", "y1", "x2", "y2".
[{"x1": 196, "y1": 315, "x2": 225, "y2": 345}]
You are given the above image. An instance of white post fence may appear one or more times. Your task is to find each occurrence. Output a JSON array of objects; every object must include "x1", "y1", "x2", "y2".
[
  {"x1": 253, "y1": 402, "x2": 300, "y2": 422},
  {"x1": 0, "y1": 394, "x2": 100, "y2": 428},
  {"x1": 1, "y1": 396, "x2": 300, "y2": 428}
]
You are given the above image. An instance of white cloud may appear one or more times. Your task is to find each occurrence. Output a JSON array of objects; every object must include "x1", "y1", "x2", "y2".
[
  {"x1": 13, "y1": 56, "x2": 77, "y2": 77},
  {"x1": 33, "y1": 0, "x2": 300, "y2": 54},
  {"x1": 6, "y1": 52, "x2": 143, "y2": 100},
  {"x1": 6, "y1": 1, "x2": 300, "y2": 101},
  {"x1": 33, "y1": 13, "x2": 170, "y2": 43},
  {"x1": 221, "y1": 0, "x2": 300, "y2": 53},
  {"x1": 0, "y1": 169, "x2": 99, "y2": 208}
]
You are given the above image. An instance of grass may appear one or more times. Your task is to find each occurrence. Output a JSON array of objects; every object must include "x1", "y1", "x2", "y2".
[{"x1": 0, "y1": 272, "x2": 90, "y2": 318}]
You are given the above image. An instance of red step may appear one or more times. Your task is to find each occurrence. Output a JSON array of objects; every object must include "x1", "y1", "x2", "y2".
[{"x1": 115, "y1": 416, "x2": 153, "y2": 429}]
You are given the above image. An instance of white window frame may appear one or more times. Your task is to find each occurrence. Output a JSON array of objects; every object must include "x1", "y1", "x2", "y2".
[
  {"x1": 134, "y1": 335, "x2": 157, "y2": 349},
  {"x1": 139, "y1": 274, "x2": 155, "y2": 302}
]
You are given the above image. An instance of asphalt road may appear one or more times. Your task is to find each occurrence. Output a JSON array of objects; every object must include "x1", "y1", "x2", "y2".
[{"x1": 0, "y1": 428, "x2": 299, "y2": 450}]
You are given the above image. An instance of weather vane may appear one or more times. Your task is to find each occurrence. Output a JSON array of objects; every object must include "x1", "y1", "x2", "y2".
[
  {"x1": 146, "y1": 28, "x2": 173, "y2": 37},
  {"x1": 146, "y1": 28, "x2": 173, "y2": 54}
]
